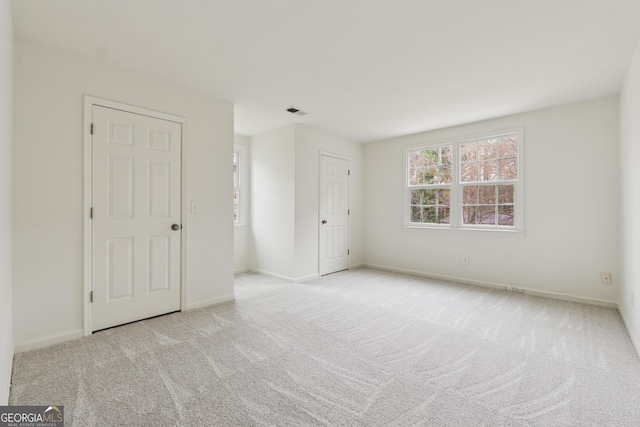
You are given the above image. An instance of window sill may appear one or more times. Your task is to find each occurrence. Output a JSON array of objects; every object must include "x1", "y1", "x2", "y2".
[{"x1": 403, "y1": 224, "x2": 524, "y2": 238}]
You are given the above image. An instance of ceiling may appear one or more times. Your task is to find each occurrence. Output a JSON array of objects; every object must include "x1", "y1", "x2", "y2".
[{"x1": 11, "y1": 0, "x2": 640, "y2": 142}]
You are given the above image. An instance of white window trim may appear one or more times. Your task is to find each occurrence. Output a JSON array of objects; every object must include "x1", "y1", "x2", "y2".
[
  {"x1": 234, "y1": 144, "x2": 247, "y2": 226},
  {"x1": 403, "y1": 127, "x2": 524, "y2": 233}
]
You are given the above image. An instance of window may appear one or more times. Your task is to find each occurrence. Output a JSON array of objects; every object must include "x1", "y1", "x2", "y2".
[
  {"x1": 408, "y1": 145, "x2": 453, "y2": 224},
  {"x1": 406, "y1": 129, "x2": 523, "y2": 230},
  {"x1": 233, "y1": 148, "x2": 241, "y2": 223}
]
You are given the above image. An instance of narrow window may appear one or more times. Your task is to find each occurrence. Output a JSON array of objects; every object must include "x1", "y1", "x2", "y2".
[
  {"x1": 459, "y1": 134, "x2": 518, "y2": 227},
  {"x1": 407, "y1": 145, "x2": 453, "y2": 225},
  {"x1": 233, "y1": 149, "x2": 240, "y2": 223}
]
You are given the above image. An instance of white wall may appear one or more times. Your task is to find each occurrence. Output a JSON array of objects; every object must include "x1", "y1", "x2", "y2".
[
  {"x1": 234, "y1": 134, "x2": 250, "y2": 273},
  {"x1": 364, "y1": 97, "x2": 619, "y2": 304},
  {"x1": 620, "y1": 40, "x2": 640, "y2": 351},
  {"x1": 13, "y1": 39, "x2": 234, "y2": 350},
  {"x1": 249, "y1": 126, "x2": 296, "y2": 278},
  {"x1": 294, "y1": 125, "x2": 363, "y2": 279},
  {"x1": 249, "y1": 124, "x2": 363, "y2": 280},
  {"x1": 0, "y1": 0, "x2": 13, "y2": 405}
]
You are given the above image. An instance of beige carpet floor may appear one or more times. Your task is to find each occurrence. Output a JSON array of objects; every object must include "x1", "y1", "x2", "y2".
[{"x1": 10, "y1": 268, "x2": 640, "y2": 426}]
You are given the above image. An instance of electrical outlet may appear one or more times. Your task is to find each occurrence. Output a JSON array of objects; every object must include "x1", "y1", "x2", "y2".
[
  {"x1": 600, "y1": 273, "x2": 612, "y2": 284},
  {"x1": 516, "y1": 288, "x2": 523, "y2": 293},
  {"x1": 462, "y1": 256, "x2": 469, "y2": 265}
]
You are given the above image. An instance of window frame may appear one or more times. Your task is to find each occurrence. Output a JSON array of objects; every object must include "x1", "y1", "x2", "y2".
[
  {"x1": 233, "y1": 144, "x2": 246, "y2": 225},
  {"x1": 406, "y1": 145, "x2": 455, "y2": 228},
  {"x1": 404, "y1": 127, "x2": 524, "y2": 232}
]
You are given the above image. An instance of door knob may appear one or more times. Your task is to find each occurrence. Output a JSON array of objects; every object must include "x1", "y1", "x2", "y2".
[
  {"x1": 171, "y1": 224, "x2": 180, "y2": 231},
  {"x1": 321, "y1": 220, "x2": 327, "y2": 225}
]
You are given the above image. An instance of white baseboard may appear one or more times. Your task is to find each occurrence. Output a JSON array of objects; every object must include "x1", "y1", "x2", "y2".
[
  {"x1": 293, "y1": 274, "x2": 320, "y2": 283},
  {"x1": 248, "y1": 268, "x2": 319, "y2": 283},
  {"x1": 0, "y1": 347, "x2": 12, "y2": 405},
  {"x1": 523, "y1": 288, "x2": 617, "y2": 308},
  {"x1": 247, "y1": 268, "x2": 292, "y2": 281},
  {"x1": 14, "y1": 329, "x2": 84, "y2": 354},
  {"x1": 618, "y1": 306, "x2": 640, "y2": 360},
  {"x1": 363, "y1": 263, "x2": 618, "y2": 309},
  {"x1": 349, "y1": 263, "x2": 365, "y2": 269},
  {"x1": 186, "y1": 294, "x2": 236, "y2": 310},
  {"x1": 234, "y1": 268, "x2": 250, "y2": 275}
]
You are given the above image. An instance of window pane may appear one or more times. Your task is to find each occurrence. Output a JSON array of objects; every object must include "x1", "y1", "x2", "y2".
[
  {"x1": 478, "y1": 206, "x2": 496, "y2": 225},
  {"x1": 414, "y1": 169, "x2": 423, "y2": 185},
  {"x1": 437, "y1": 207, "x2": 450, "y2": 224},
  {"x1": 421, "y1": 167, "x2": 436, "y2": 184},
  {"x1": 410, "y1": 189, "x2": 422, "y2": 205},
  {"x1": 409, "y1": 151, "x2": 423, "y2": 168},
  {"x1": 463, "y1": 206, "x2": 477, "y2": 224},
  {"x1": 478, "y1": 185, "x2": 496, "y2": 205},
  {"x1": 233, "y1": 162, "x2": 238, "y2": 187},
  {"x1": 410, "y1": 186, "x2": 452, "y2": 224},
  {"x1": 498, "y1": 136, "x2": 518, "y2": 159},
  {"x1": 478, "y1": 139, "x2": 497, "y2": 160},
  {"x1": 441, "y1": 146, "x2": 453, "y2": 165},
  {"x1": 423, "y1": 188, "x2": 436, "y2": 205},
  {"x1": 411, "y1": 206, "x2": 422, "y2": 222},
  {"x1": 498, "y1": 159, "x2": 518, "y2": 180},
  {"x1": 478, "y1": 161, "x2": 497, "y2": 181},
  {"x1": 460, "y1": 143, "x2": 477, "y2": 162},
  {"x1": 461, "y1": 163, "x2": 478, "y2": 182},
  {"x1": 438, "y1": 188, "x2": 451, "y2": 206},
  {"x1": 422, "y1": 149, "x2": 439, "y2": 168},
  {"x1": 423, "y1": 207, "x2": 437, "y2": 223},
  {"x1": 408, "y1": 146, "x2": 455, "y2": 185},
  {"x1": 419, "y1": 169, "x2": 432, "y2": 185},
  {"x1": 463, "y1": 186, "x2": 477, "y2": 205},
  {"x1": 498, "y1": 205, "x2": 514, "y2": 226},
  {"x1": 437, "y1": 166, "x2": 453, "y2": 184},
  {"x1": 498, "y1": 185, "x2": 514, "y2": 204},
  {"x1": 234, "y1": 150, "x2": 241, "y2": 223},
  {"x1": 409, "y1": 168, "x2": 421, "y2": 186}
]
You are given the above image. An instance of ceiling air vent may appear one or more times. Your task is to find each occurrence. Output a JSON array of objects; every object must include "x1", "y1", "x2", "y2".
[{"x1": 285, "y1": 107, "x2": 308, "y2": 116}]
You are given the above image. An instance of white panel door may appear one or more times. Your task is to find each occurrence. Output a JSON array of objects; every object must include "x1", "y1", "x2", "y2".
[
  {"x1": 319, "y1": 155, "x2": 350, "y2": 276},
  {"x1": 91, "y1": 105, "x2": 181, "y2": 331}
]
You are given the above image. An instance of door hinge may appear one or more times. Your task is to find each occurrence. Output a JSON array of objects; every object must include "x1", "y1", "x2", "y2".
[
  {"x1": 348, "y1": 169, "x2": 350, "y2": 176},
  {"x1": 348, "y1": 249, "x2": 350, "y2": 255},
  {"x1": 90, "y1": 291, "x2": 93, "y2": 303},
  {"x1": 348, "y1": 209, "x2": 350, "y2": 215},
  {"x1": 90, "y1": 207, "x2": 93, "y2": 219},
  {"x1": 90, "y1": 123, "x2": 94, "y2": 135}
]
